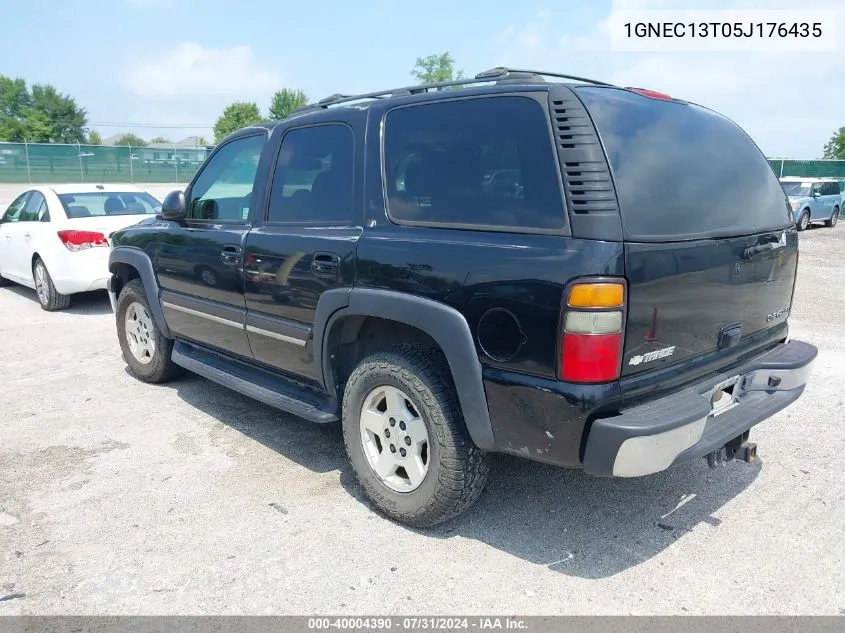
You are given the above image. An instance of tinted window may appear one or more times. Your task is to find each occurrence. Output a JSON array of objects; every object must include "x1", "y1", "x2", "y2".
[
  {"x1": 58, "y1": 191, "x2": 161, "y2": 219},
  {"x1": 20, "y1": 192, "x2": 46, "y2": 221},
  {"x1": 267, "y1": 124, "x2": 354, "y2": 224},
  {"x1": 822, "y1": 182, "x2": 839, "y2": 196},
  {"x1": 383, "y1": 97, "x2": 565, "y2": 230},
  {"x1": 2, "y1": 192, "x2": 29, "y2": 223},
  {"x1": 189, "y1": 134, "x2": 265, "y2": 222},
  {"x1": 577, "y1": 87, "x2": 792, "y2": 240}
]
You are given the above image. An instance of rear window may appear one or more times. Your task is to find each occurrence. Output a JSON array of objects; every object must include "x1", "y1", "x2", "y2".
[
  {"x1": 58, "y1": 191, "x2": 161, "y2": 219},
  {"x1": 383, "y1": 96, "x2": 566, "y2": 231},
  {"x1": 576, "y1": 87, "x2": 792, "y2": 241}
]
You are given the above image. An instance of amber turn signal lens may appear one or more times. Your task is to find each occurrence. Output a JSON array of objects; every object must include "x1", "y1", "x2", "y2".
[{"x1": 568, "y1": 283, "x2": 624, "y2": 308}]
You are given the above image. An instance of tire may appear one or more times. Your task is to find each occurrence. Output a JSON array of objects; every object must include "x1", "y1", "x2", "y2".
[
  {"x1": 826, "y1": 206, "x2": 839, "y2": 228},
  {"x1": 797, "y1": 209, "x2": 810, "y2": 231},
  {"x1": 115, "y1": 279, "x2": 178, "y2": 383},
  {"x1": 341, "y1": 344, "x2": 490, "y2": 528},
  {"x1": 33, "y1": 258, "x2": 71, "y2": 311}
]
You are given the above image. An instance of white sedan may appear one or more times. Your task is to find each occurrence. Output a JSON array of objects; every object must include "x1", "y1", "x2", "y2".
[{"x1": 0, "y1": 184, "x2": 161, "y2": 311}]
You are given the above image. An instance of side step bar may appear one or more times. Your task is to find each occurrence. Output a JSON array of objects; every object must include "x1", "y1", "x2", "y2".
[{"x1": 171, "y1": 340, "x2": 338, "y2": 423}]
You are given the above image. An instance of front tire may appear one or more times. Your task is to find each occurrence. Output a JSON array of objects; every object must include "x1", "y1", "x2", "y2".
[
  {"x1": 826, "y1": 206, "x2": 839, "y2": 228},
  {"x1": 116, "y1": 279, "x2": 178, "y2": 383},
  {"x1": 342, "y1": 344, "x2": 490, "y2": 528},
  {"x1": 797, "y1": 210, "x2": 810, "y2": 231},
  {"x1": 33, "y1": 258, "x2": 71, "y2": 311}
]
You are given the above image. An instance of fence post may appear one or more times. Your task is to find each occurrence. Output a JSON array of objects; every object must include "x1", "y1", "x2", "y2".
[
  {"x1": 128, "y1": 144, "x2": 134, "y2": 183},
  {"x1": 77, "y1": 142, "x2": 84, "y2": 183},
  {"x1": 779, "y1": 159, "x2": 785, "y2": 178},
  {"x1": 23, "y1": 139, "x2": 32, "y2": 184},
  {"x1": 174, "y1": 145, "x2": 179, "y2": 184}
]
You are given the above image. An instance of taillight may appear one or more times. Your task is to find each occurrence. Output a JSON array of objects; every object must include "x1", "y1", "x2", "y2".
[
  {"x1": 560, "y1": 281, "x2": 626, "y2": 383},
  {"x1": 57, "y1": 230, "x2": 109, "y2": 252}
]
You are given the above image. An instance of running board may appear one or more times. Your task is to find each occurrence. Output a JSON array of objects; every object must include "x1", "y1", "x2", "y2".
[{"x1": 171, "y1": 340, "x2": 338, "y2": 423}]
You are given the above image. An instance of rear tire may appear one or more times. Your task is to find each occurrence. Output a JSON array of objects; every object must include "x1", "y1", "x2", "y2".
[
  {"x1": 797, "y1": 210, "x2": 810, "y2": 231},
  {"x1": 826, "y1": 206, "x2": 839, "y2": 228},
  {"x1": 33, "y1": 258, "x2": 71, "y2": 311},
  {"x1": 116, "y1": 279, "x2": 178, "y2": 384},
  {"x1": 341, "y1": 344, "x2": 490, "y2": 528}
]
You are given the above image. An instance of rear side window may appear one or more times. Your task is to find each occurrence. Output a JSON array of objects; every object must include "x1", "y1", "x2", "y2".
[
  {"x1": 822, "y1": 182, "x2": 839, "y2": 196},
  {"x1": 576, "y1": 87, "x2": 792, "y2": 241},
  {"x1": 383, "y1": 96, "x2": 566, "y2": 231}
]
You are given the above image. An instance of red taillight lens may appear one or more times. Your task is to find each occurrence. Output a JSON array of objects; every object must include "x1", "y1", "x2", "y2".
[
  {"x1": 561, "y1": 333, "x2": 623, "y2": 383},
  {"x1": 560, "y1": 281, "x2": 626, "y2": 383},
  {"x1": 57, "y1": 230, "x2": 109, "y2": 252},
  {"x1": 626, "y1": 87, "x2": 673, "y2": 101}
]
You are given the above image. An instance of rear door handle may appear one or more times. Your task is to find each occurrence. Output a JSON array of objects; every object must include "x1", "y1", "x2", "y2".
[
  {"x1": 311, "y1": 252, "x2": 340, "y2": 278},
  {"x1": 221, "y1": 244, "x2": 241, "y2": 266},
  {"x1": 24, "y1": 232, "x2": 31, "y2": 239}
]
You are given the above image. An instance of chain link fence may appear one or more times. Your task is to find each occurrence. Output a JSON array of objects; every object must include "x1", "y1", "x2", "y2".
[
  {"x1": 2, "y1": 141, "x2": 845, "y2": 185},
  {"x1": 0, "y1": 141, "x2": 211, "y2": 184},
  {"x1": 767, "y1": 158, "x2": 845, "y2": 179}
]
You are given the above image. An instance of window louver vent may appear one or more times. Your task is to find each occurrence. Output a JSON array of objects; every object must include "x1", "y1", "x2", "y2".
[{"x1": 550, "y1": 97, "x2": 618, "y2": 216}]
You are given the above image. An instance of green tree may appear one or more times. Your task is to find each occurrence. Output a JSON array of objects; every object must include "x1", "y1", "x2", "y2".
[
  {"x1": 213, "y1": 101, "x2": 262, "y2": 143},
  {"x1": 87, "y1": 130, "x2": 103, "y2": 145},
  {"x1": 29, "y1": 84, "x2": 88, "y2": 143},
  {"x1": 269, "y1": 89, "x2": 309, "y2": 120},
  {"x1": 411, "y1": 52, "x2": 465, "y2": 84},
  {"x1": 198, "y1": 135, "x2": 210, "y2": 146},
  {"x1": 114, "y1": 133, "x2": 147, "y2": 147},
  {"x1": 822, "y1": 127, "x2": 845, "y2": 159},
  {"x1": 0, "y1": 75, "x2": 88, "y2": 142},
  {"x1": 149, "y1": 135, "x2": 170, "y2": 144}
]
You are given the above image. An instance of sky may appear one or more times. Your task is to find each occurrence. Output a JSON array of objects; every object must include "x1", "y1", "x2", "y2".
[{"x1": 0, "y1": 0, "x2": 842, "y2": 156}]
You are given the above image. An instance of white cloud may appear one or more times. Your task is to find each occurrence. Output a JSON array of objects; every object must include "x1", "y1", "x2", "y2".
[
  {"x1": 123, "y1": 42, "x2": 280, "y2": 99},
  {"x1": 497, "y1": 12, "x2": 553, "y2": 55},
  {"x1": 495, "y1": 0, "x2": 845, "y2": 157}
]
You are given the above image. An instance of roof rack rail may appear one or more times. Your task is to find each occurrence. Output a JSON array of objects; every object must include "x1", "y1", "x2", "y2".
[
  {"x1": 292, "y1": 67, "x2": 615, "y2": 114},
  {"x1": 475, "y1": 67, "x2": 615, "y2": 87}
]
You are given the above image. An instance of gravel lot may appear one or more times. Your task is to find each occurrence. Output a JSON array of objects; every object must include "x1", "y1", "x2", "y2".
[{"x1": 1, "y1": 182, "x2": 844, "y2": 615}]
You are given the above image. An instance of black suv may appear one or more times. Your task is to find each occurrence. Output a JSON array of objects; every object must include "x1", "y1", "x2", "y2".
[{"x1": 107, "y1": 67, "x2": 817, "y2": 527}]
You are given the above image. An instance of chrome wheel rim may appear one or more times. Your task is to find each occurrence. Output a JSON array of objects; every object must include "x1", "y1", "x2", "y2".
[
  {"x1": 832, "y1": 209, "x2": 839, "y2": 227},
  {"x1": 800, "y1": 212, "x2": 809, "y2": 230},
  {"x1": 34, "y1": 263, "x2": 48, "y2": 305},
  {"x1": 359, "y1": 385, "x2": 430, "y2": 493},
  {"x1": 124, "y1": 301, "x2": 155, "y2": 364}
]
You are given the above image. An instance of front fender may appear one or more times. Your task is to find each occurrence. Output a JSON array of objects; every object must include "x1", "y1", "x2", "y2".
[
  {"x1": 108, "y1": 246, "x2": 171, "y2": 339},
  {"x1": 314, "y1": 288, "x2": 495, "y2": 451}
]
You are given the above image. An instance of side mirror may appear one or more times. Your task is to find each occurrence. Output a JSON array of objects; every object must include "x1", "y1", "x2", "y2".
[{"x1": 158, "y1": 190, "x2": 186, "y2": 221}]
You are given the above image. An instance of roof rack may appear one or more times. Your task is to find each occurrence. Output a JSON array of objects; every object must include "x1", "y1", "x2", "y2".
[{"x1": 292, "y1": 67, "x2": 614, "y2": 114}]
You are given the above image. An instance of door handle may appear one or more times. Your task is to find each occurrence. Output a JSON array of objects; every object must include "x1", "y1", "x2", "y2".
[
  {"x1": 220, "y1": 244, "x2": 241, "y2": 266},
  {"x1": 24, "y1": 232, "x2": 31, "y2": 239},
  {"x1": 311, "y1": 252, "x2": 340, "y2": 278}
]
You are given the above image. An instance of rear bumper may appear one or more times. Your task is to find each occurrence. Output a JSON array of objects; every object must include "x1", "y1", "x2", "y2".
[
  {"x1": 49, "y1": 247, "x2": 111, "y2": 295},
  {"x1": 582, "y1": 339, "x2": 818, "y2": 477},
  {"x1": 106, "y1": 274, "x2": 117, "y2": 312}
]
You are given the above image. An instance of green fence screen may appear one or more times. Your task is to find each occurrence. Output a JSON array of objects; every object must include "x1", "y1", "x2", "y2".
[
  {"x1": 767, "y1": 159, "x2": 845, "y2": 179},
  {"x1": 0, "y1": 142, "x2": 210, "y2": 184},
  {"x1": 3, "y1": 141, "x2": 845, "y2": 185}
]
